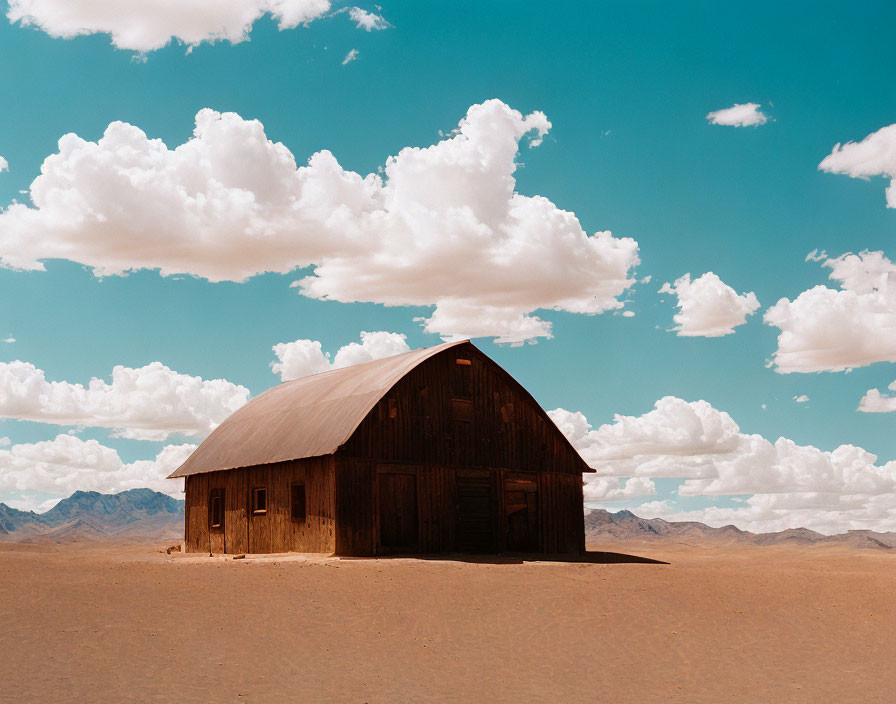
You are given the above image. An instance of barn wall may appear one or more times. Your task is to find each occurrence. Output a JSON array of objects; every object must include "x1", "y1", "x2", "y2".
[
  {"x1": 336, "y1": 343, "x2": 586, "y2": 556},
  {"x1": 333, "y1": 460, "x2": 584, "y2": 557},
  {"x1": 183, "y1": 457, "x2": 335, "y2": 554}
]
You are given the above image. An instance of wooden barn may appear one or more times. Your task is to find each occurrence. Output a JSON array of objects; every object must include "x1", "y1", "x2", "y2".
[{"x1": 169, "y1": 340, "x2": 590, "y2": 556}]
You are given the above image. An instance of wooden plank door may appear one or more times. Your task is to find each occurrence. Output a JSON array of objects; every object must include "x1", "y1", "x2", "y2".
[
  {"x1": 208, "y1": 486, "x2": 226, "y2": 554},
  {"x1": 504, "y1": 476, "x2": 538, "y2": 553},
  {"x1": 377, "y1": 472, "x2": 419, "y2": 553},
  {"x1": 456, "y1": 470, "x2": 494, "y2": 553}
]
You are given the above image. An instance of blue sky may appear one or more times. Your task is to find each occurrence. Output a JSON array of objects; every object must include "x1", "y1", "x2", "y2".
[{"x1": 0, "y1": 1, "x2": 894, "y2": 531}]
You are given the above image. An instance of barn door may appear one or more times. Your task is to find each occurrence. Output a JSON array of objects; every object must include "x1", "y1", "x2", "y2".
[
  {"x1": 208, "y1": 487, "x2": 226, "y2": 554},
  {"x1": 504, "y1": 477, "x2": 538, "y2": 553},
  {"x1": 456, "y1": 470, "x2": 494, "y2": 553},
  {"x1": 377, "y1": 471, "x2": 419, "y2": 553}
]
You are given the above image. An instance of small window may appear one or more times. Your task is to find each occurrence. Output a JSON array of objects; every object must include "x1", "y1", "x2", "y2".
[
  {"x1": 452, "y1": 397, "x2": 473, "y2": 422},
  {"x1": 291, "y1": 482, "x2": 306, "y2": 522},
  {"x1": 455, "y1": 358, "x2": 472, "y2": 366},
  {"x1": 252, "y1": 486, "x2": 267, "y2": 515},
  {"x1": 209, "y1": 489, "x2": 224, "y2": 530},
  {"x1": 388, "y1": 397, "x2": 398, "y2": 419}
]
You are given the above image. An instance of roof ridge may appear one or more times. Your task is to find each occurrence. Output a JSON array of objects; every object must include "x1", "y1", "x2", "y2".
[
  {"x1": 276, "y1": 338, "x2": 468, "y2": 386},
  {"x1": 168, "y1": 339, "x2": 472, "y2": 478}
]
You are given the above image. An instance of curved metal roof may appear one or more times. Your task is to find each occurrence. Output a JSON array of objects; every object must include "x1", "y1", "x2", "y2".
[{"x1": 168, "y1": 340, "x2": 469, "y2": 478}]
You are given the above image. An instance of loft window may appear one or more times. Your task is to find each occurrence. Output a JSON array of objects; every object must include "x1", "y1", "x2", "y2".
[
  {"x1": 452, "y1": 397, "x2": 473, "y2": 423},
  {"x1": 388, "y1": 397, "x2": 398, "y2": 419},
  {"x1": 454, "y1": 357, "x2": 472, "y2": 398},
  {"x1": 252, "y1": 486, "x2": 267, "y2": 515},
  {"x1": 209, "y1": 489, "x2": 224, "y2": 530},
  {"x1": 291, "y1": 481, "x2": 306, "y2": 522}
]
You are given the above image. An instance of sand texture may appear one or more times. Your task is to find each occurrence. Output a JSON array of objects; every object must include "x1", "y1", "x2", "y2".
[{"x1": 2, "y1": 541, "x2": 895, "y2": 703}]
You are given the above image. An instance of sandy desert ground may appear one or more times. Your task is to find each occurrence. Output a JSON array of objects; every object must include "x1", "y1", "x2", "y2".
[{"x1": 2, "y1": 540, "x2": 895, "y2": 703}]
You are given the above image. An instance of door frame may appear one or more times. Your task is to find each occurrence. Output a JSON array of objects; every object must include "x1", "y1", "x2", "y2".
[
  {"x1": 502, "y1": 472, "x2": 539, "y2": 553},
  {"x1": 454, "y1": 468, "x2": 498, "y2": 554},
  {"x1": 374, "y1": 464, "x2": 421, "y2": 555}
]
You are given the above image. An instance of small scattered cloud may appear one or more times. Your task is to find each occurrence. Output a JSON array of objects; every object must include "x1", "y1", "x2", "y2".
[
  {"x1": 819, "y1": 123, "x2": 896, "y2": 208},
  {"x1": 793, "y1": 395, "x2": 809, "y2": 403},
  {"x1": 659, "y1": 272, "x2": 759, "y2": 337},
  {"x1": 706, "y1": 103, "x2": 768, "y2": 127},
  {"x1": 348, "y1": 7, "x2": 388, "y2": 31},
  {"x1": 272, "y1": 330, "x2": 410, "y2": 382},
  {"x1": 2, "y1": 335, "x2": 14, "y2": 344},
  {"x1": 342, "y1": 48, "x2": 359, "y2": 64},
  {"x1": 858, "y1": 380, "x2": 896, "y2": 413},
  {"x1": 0, "y1": 156, "x2": 7, "y2": 173}
]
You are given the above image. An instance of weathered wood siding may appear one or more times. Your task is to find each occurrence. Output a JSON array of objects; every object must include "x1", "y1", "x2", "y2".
[
  {"x1": 333, "y1": 462, "x2": 583, "y2": 557},
  {"x1": 332, "y1": 344, "x2": 586, "y2": 556},
  {"x1": 184, "y1": 457, "x2": 335, "y2": 554},
  {"x1": 339, "y1": 345, "x2": 586, "y2": 475},
  {"x1": 334, "y1": 457, "x2": 375, "y2": 556}
]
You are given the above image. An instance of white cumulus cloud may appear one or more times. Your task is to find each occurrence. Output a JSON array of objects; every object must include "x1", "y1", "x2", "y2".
[
  {"x1": 554, "y1": 397, "x2": 896, "y2": 534},
  {"x1": 549, "y1": 399, "x2": 741, "y2": 479},
  {"x1": 6, "y1": 0, "x2": 333, "y2": 52},
  {"x1": 0, "y1": 157, "x2": 7, "y2": 173},
  {"x1": 0, "y1": 434, "x2": 194, "y2": 498},
  {"x1": 583, "y1": 476, "x2": 656, "y2": 502},
  {"x1": 2, "y1": 495, "x2": 62, "y2": 513},
  {"x1": 272, "y1": 330, "x2": 410, "y2": 382},
  {"x1": 793, "y1": 395, "x2": 809, "y2": 403},
  {"x1": 658, "y1": 272, "x2": 760, "y2": 337},
  {"x1": 706, "y1": 103, "x2": 768, "y2": 127},
  {"x1": 764, "y1": 250, "x2": 896, "y2": 373},
  {"x1": 342, "y1": 48, "x2": 358, "y2": 64},
  {"x1": 626, "y1": 491, "x2": 896, "y2": 536},
  {"x1": 0, "y1": 101, "x2": 640, "y2": 343},
  {"x1": 819, "y1": 122, "x2": 896, "y2": 208},
  {"x1": 0, "y1": 361, "x2": 249, "y2": 440},
  {"x1": 417, "y1": 301, "x2": 553, "y2": 345}
]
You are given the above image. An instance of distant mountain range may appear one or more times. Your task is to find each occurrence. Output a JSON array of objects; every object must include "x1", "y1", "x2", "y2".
[
  {"x1": 586, "y1": 509, "x2": 896, "y2": 550},
  {"x1": 0, "y1": 489, "x2": 184, "y2": 542},
  {"x1": 4, "y1": 492, "x2": 895, "y2": 549}
]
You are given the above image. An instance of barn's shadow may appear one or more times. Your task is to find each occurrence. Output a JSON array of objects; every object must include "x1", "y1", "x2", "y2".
[
  {"x1": 341, "y1": 551, "x2": 668, "y2": 565},
  {"x1": 577, "y1": 550, "x2": 669, "y2": 565}
]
